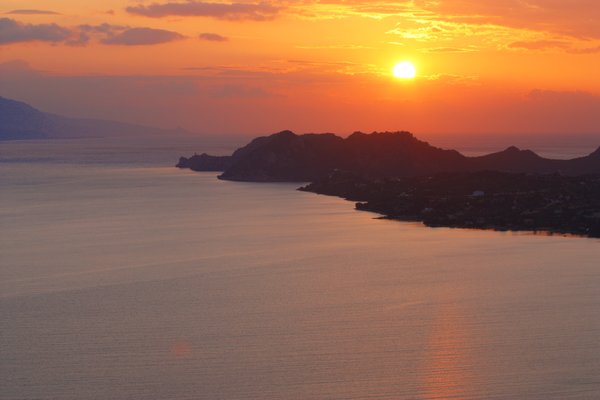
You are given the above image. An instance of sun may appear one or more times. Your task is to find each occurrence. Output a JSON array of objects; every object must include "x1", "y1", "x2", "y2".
[{"x1": 393, "y1": 62, "x2": 416, "y2": 78}]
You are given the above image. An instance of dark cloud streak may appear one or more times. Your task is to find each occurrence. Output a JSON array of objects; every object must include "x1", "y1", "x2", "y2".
[
  {"x1": 100, "y1": 27, "x2": 186, "y2": 45},
  {"x1": 125, "y1": 1, "x2": 282, "y2": 21},
  {"x1": 0, "y1": 19, "x2": 186, "y2": 47},
  {"x1": 5, "y1": 10, "x2": 62, "y2": 15},
  {"x1": 508, "y1": 40, "x2": 600, "y2": 54},
  {"x1": 141, "y1": 81, "x2": 201, "y2": 95},
  {"x1": 199, "y1": 33, "x2": 229, "y2": 41},
  {"x1": 209, "y1": 84, "x2": 285, "y2": 99},
  {"x1": 0, "y1": 18, "x2": 73, "y2": 44},
  {"x1": 566, "y1": 45, "x2": 600, "y2": 54},
  {"x1": 420, "y1": 47, "x2": 478, "y2": 53},
  {"x1": 508, "y1": 40, "x2": 570, "y2": 50},
  {"x1": 66, "y1": 23, "x2": 131, "y2": 46}
]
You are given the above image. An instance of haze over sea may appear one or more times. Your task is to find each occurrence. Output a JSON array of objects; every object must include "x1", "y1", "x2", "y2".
[{"x1": 1, "y1": 134, "x2": 599, "y2": 400}]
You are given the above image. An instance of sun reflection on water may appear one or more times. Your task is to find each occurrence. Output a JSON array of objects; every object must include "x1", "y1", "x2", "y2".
[{"x1": 423, "y1": 300, "x2": 475, "y2": 399}]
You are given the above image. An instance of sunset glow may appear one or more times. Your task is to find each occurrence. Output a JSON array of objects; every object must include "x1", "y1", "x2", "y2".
[
  {"x1": 393, "y1": 62, "x2": 416, "y2": 79},
  {"x1": 1, "y1": 0, "x2": 599, "y2": 135}
]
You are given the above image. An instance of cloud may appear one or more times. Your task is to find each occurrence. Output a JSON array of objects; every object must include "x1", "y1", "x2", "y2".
[
  {"x1": 508, "y1": 40, "x2": 600, "y2": 54},
  {"x1": 100, "y1": 27, "x2": 186, "y2": 45},
  {"x1": 508, "y1": 40, "x2": 570, "y2": 51},
  {"x1": 347, "y1": 1, "x2": 600, "y2": 53},
  {"x1": 0, "y1": 18, "x2": 74, "y2": 44},
  {"x1": 180, "y1": 67, "x2": 217, "y2": 70},
  {"x1": 209, "y1": 84, "x2": 285, "y2": 99},
  {"x1": 177, "y1": 60, "x2": 374, "y2": 80},
  {"x1": 0, "y1": 59, "x2": 44, "y2": 78},
  {"x1": 386, "y1": 23, "x2": 464, "y2": 42},
  {"x1": 525, "y1": 89, "x2": 600, "y2": 104},
  {"x1": 412, "y1": 0, "x2": 600, "y2": 39},
  {"x1": 140, "y1": 81, "x2": 202, "y2": 95},
  {"x1": 5, "y1": 10, "x2": 62, "y2": 15},
  {"x1": 80, "y1": 23, "x2": 129, "y2": 35},
  {"x1": 387, "y1": 26, "x2": 437, "y2": 41},
  {"x1": 427, "y1": 73, "x2": 479, "y2": 85},
  {"x1": 199, "y1": 32, "x2": 229, "y2": 41},
  {"x1": 514, "y1": 89, "x2": 600, "y2": 133},
  {"x1": 125, "y1": 1, "x2": 283, "y2": 21},
  {"x1": 64, "y1": 32, "x2": 91, "y2": 47},
  {"x1": 289, "y1": 1, "x2": 425, "y2": 21},
  {"x1": 0, "y1": 20, "x2": 177, "y2": 47},
  {"x1": 286, "y1": 60, "x2": 359, "y2": 65},
  {"x1": 566, "y1": 45, "x2": 600, "y2": 55},
  {"x1": 295, "y1": 44, "x2": 375, "y2": 49},
  {"x1": 353, "y1": 5, "x2": 419, "y2": 16},
  {"x1": 65, "y1": 23, "x2": 130, "y2": 46},
  {"x1": 2, "y1": 60, "x2": 597, "y2": 135},
  {"x1": 419, "y1": 47, "x2": 478, "y2": 53}
]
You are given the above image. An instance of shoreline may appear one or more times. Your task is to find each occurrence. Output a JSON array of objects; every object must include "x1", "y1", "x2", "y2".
[
  {"x1": 299, "y1": 170, "x2": 600, "y2": 239},
  {"x1": 374, "y1": 215, "x2": 595, "y2": 239}
]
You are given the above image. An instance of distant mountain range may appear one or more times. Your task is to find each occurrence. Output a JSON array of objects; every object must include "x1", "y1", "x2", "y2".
[
  {"x1": 0, "y1": 95, "x2": 201, "y2": 140},
  {"x1": 177, "y1": 130, "x2": 600, "y2": 180},
  {"x1": 5, "y1": 95, "x2": 599, "y2": 178}
]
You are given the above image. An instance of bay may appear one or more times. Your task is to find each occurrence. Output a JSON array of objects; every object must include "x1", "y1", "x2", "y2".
[{"x1": 1, "y1": 137, "x2": 599, "y2": 400}]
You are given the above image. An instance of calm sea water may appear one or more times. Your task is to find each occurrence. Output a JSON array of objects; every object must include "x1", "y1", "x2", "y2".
[{"x1": 1, "y1": 136, "x2": 599, "y2": 400}]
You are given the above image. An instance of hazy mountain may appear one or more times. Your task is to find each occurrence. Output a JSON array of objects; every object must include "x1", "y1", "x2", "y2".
[
  {"x1": 472, "y1": 145, "x2": 600, "y2": 176},
  {"x1": 0, "y1": 95, "x2": 201, "y2": 140},
  {"x1": 178, "y1": 130, "x2": 600, "y2": 180}
]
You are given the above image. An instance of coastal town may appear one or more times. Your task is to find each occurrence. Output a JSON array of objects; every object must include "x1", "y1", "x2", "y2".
[{"x1": 299, "y1": 170, "x2": 600, "y2": 238}]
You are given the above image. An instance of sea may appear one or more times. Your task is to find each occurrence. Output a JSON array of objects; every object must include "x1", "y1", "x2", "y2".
[{"x1": 1, "y1": 133, "x2": 599, "y2": 400}]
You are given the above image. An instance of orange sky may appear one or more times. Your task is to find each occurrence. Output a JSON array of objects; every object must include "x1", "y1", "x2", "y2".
[{"x1": 1, "y1": 0, "x2": 599, "y2": 135}]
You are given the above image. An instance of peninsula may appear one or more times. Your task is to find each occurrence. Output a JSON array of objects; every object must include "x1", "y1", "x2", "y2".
[
  {"x1": 299, "y1": 170, "x2": 600, "y2": 238},
  {"x1": 177, "y1": 130, "x2": 600, "y2": 237}
]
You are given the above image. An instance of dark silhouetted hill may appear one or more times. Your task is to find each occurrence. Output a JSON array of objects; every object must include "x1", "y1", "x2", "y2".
[
  {"x1": 216, "y1": 130, "x2": 473, "y2": 181},
  {"x1": 177, "y1": 130, "x2": 600, "y2": 180},
  {"x1": 471, "y1": 146, "x2": 600, "y2": 175},
  {"x1": 175, "y1": 131, "x2": 297, "y2": 171}
]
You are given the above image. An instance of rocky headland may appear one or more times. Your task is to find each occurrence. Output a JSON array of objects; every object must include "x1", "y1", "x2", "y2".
[
  {"x1": 177, "y1": 130, "x2": 600, "y2": 181},
  {"x1": 177, "y1": 130, "x2": 600, "y2": 237}
]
